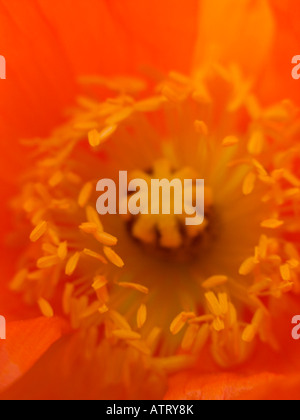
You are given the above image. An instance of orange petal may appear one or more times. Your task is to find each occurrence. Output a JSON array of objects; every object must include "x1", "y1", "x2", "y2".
[
  {"x1": 0, "y1": 334, "x2": 167, "y2": 400},
  {"x1": 194, "y1": 0, "x2": 274, "y2": 76},
  {"x1": 165, "y1": 370, "x2": 300, "y2": 400},
  {"x1": 258, "y1": 0, "x2": 300, "y2": 105},
  {"x1": 0, "y1": 317, "x2": 67, "y2": 393}
]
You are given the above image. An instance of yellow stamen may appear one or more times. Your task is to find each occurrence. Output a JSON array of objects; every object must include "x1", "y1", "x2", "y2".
[
  {"x1": 57, "y1": 241, "x2": 68, "y2": 260},
  {"x1": 49, "y1": 171, "x2": 63, "y2": 187},
  {"x1": 109, "y1": 310, "x2": 131, "y2": 331},
  {"x1": 242, "y1": 324, "x2": 257, "y2": 343},
  {"x1": 243, "y1": 172, "x2": 256, "y2": 195},
  {"x1": 105, "y1": 107, "x2": 133, "y2": 125},
  {"x1": 181, "y1": 324, "x2": 199, "y2": 351},
  {"x1": 38, "y1": 298, "x2": 54, "y2": 318},
  {"x1": 202, "y1": 275, "x2": 228, "y2": 289},
  {"x1": 134, "y1": 97, "x2": 164, "y2": 112},
  {"x1": 10, "y1": 269, "x2": 28, "y2": 291},
  {"x1": 65, "y1": 252, "x2": 81, "y2": 276},
  {"x1": 112, "y1": 329, "x2": 141, "y2": 341},
  {"x1": 63, "y1": 283, "x2": 74, "y2": 315},
  {"x1": 239, "y1": 257, "x2": 256, "y2": 276},
  {"x1": 128, "y1": 340, "x2": 151, "y2": 356},
  {"x1": 261, "y1": 219, "x2": 284, "y2": 229},
  {"x1": 37, "y1": 255, "x2": 60, "y2": 269},
  {"x1": 222, "y1": 135, "x2": 239, "y2": 147},
  {"x1": 218, "y1": 293, "x2": 229, "y2": 314},
  {"x1": 78, "y1": 182, "x2": 93, "y2": 208},
  {"x1": 94, "y1": 232, "x2": 118, "y2": 246},
  {"x1": 188, "y1": 315, "x2": 214, "y2": 324},
  {"x1": 194, "y1": 120, "x2": 209, "y2": 136},
  {"x1": 83, "y1": 249, "x2": 107, "y2": 264},
  {"x1": 86, "y1": 206, "x2": 104, "y2": 231},
  {"x1": 162, "y1": 85, "x2": 183, "y2": 103},
  {"x1": 118, "y1": 282, "x2": 149, "y2": 295},
  {"x1": 80, "y1": 302, "x2": 102, "y2": 319},
  {"x1": 205, "y1": 292, "x2": 222, "y2": 317},
  {"x1": 248, "y1": 130, "x2": 264, "y2": 155},
  {"x1": 137, "y1": 304, "x2": 147, "y2": 329},
  {"x1": 170, "y1": 313, "x2": 186, "y2": 335},
  {"x1": 103, "y1": 247, "x2": 124, "y2": 268},
  {"x1": 79, "y1": 223, "x2": 98, "y2": 234},
  {"x1": 280, "y1": 264, "x2": 291, "y2": 282},
  {"x1": 213, "y1": 317, "x2": 225, "y2": 332},
  {"x1": 88, "y1": 125, "x2": 117, "y2": 148},
  {"x1": 99, "y1": 304, "x2": 109, "y2": 314},
  {"x1": 30, "y1": 221, "x2": 48, "y2": 243},
  {"x1": 92, "y1": 276, "x2": 108, "y2": 291}
]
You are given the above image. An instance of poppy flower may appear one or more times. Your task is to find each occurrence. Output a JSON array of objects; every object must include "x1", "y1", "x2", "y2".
[{"x1": 0, "y1": 0, "x2": 300, "y2": 400}]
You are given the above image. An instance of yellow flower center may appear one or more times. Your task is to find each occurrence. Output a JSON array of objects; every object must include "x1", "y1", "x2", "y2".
[
  {"x1": 10, "y1": 65, "x2": 300, "y2": 393},
  {"x1": 123, "y1": 159, "x2": 213, "y2": 262}
]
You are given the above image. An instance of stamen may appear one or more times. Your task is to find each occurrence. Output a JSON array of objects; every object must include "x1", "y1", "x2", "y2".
[
  {"x1": 88, "y1": 125, "x2": 117, "y2": 148},
  {"x1": 202, "y1": 275, "x2": 228, "y2": 289},
  {"x1": 222, "y1": 135, "x2": 239, "y2": 147},
  {"x1": 103, "y1": 247, "x2": 124, "y2": 268},
  {"x1": 112, "y1": 330, "x2": 141, "y2": 341},
  {"x1": 137, "y1": 304, "x2": 147, "y2": 329},
  {"x1": 65, "y1": 252, "x2": 81, "y2": 276},
  {"x1": 243, "y1": 172, "x2": 256, "y2": 195},
  {"x1": 205, "y1": 292, "x2": 223, "y2": 317},
  {"x1": 94, "y1": 232, "x2": 118, "y2": 246},
  {"x1": 57, "y1": 241, "x2": 68, "y2": 260},
  {"x1": 118, "y1": 282, "x2": 149, "y2": 295},
  {"x1": 10, "y1": 269, "x2": 28, "y2": 291},
  {"x1": 239, "y1": 257, "x2": 256, "y2": 276},
  {"x1": 30, "y1": 221, "x2": 48, "y2": 242},
  {"x1": 83, "y1": 249, "x2": 108, "y2": 264},
  {"x1": 37, "y1": 255, "x2": 60, "y2": 269},
  {"x1": 38, "y1": 298, "x2": 54, "y2": 318},
  {"x1": 78, "y1": 182, "x2": 93, "y2": 208},
  {"x1": 261, "y1": 219, "x2": 284, "y2": 229},
  {"x1": 63, "y1": 283, "x2": 74, "y2": 314},
  {"x1": 92, "y1": 276, "x2": 108, "y2": 291},
  {"x1": 248, "y1": 130, "x2": 264, "y2": 155},
  {"x1": 194, "y1": 120, "x2": 209, "y2": 136}
]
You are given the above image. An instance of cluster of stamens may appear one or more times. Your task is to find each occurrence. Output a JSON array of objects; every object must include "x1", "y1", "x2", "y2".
[{"x1": 10, "y1": 65, "x2": 300, "y2": 387}]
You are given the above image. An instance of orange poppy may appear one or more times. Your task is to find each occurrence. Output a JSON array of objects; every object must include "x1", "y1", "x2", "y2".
[{"x1": 0, "y1": 0, "x2": 300, "y2": 400}]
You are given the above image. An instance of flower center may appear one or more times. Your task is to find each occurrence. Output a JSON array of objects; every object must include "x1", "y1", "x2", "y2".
[{"x1": 123, "y1": 158, "x2": 213, "y2": 262}]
